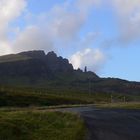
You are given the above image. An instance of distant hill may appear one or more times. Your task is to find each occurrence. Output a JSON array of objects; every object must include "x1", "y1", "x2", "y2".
[{"x1": 0, "y1": 50, "x2": 139, "y2": 96}]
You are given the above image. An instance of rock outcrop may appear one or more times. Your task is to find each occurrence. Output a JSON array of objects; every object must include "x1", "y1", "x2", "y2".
[
  {"x1": 45, "y1": 51, "x2": 73, "y2": 72},
  {"x1": 0, "y1": 50, "x2": 74, "y2": 79},
  {"x1": 0, "y1": 50, "x2": 139, "y2": 96}
]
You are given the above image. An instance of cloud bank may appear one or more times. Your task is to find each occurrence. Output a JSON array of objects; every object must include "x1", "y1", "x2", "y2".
[
  {"x1": 10, "y1": 0, "x2": 100, "y2": 52},
  {"x1": 70, "y1": 48, "x2": 105, "y2": 72},
  {"x1": 0, "y1": 0, "x2": 140, "y2": 72},
  {"x1": 12, "y1": 0, "x2": 104, "y2": 71},
  {"x1": 13, "y1": 26, "x2": 54, "y2": 52},
  {"x1": 0, "y1": 0, "x2": 27, "y2": 54},
  {"x1": 111, "y1": 0, "x2": 140, "y2": 43}
]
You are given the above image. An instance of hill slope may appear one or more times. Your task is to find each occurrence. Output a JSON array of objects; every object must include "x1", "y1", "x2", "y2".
[{"x1": 0, "y1": 50, "x2": 139, "y2": 96}]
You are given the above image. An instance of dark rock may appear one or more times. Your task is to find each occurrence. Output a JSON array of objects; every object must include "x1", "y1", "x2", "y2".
[
  {"x1": 0, "y1": 50, "x2": 74, "y2": 83},
  {"x1": 45, "y1": 51, "x2": 73, "y2": 72},
  {"x1": 0, "y1": 50, "x2": 139, "y2": 96}
]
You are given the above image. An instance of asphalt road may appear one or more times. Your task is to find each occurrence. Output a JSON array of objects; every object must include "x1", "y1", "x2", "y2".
[{"x1": 60, "y1": 107, "x2": 140, "y2": 140}]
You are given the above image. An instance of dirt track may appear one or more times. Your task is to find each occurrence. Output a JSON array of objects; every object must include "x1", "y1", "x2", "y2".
[{"x1": 60, "y1": 107, "x2": 140, "y2": 140}]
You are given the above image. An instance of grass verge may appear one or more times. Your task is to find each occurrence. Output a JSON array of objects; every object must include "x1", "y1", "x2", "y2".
[
  {"x1": 0, "y1": 110, "x2": 86, "y2": 140},
  {"x1": 96, "y1": 102, "x2": 140, "y2": 109}
]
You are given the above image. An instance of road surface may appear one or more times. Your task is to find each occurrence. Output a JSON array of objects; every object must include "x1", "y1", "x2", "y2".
[{"x1": 59, "y1": 107, "x2": 140, "y2": 140}]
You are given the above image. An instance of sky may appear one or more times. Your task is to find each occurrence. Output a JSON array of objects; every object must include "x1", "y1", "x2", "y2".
[{"x1": 0, "y1": 0, "x2": 140, "y2": 81}]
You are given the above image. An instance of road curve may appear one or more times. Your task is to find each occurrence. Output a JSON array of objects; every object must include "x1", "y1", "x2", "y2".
[{"x1": 59, "y1": 107, "x2": 140, "y2": 140}]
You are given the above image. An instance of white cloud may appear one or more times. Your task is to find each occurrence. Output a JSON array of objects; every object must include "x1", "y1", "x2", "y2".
[
  {"x1": 111, "y1": 0, "x2": 140, "y2": 43},
  {"x1": 12, "y1": 26, "x2": 54, "y2": 53},
  {"x1": 76, "y1": 0, "x2": 101, "y2": 14},
  {"x1": 70, "y1": 48, "x2": 105, "y2": 72},
  {"x1": 0, "y1": 0, "x2": 26, "y2": 22},
  {"x1": 44, "y1": 0, "x2": 99, "y2": 43},
  {"x1": 0, "y1": 0, "x2": 106, "y2": 74},
  {"x1": 10, "y1": 0, "x2": 89, "y2": 53},
  {"x1": 10, "y1": 0, "x2": 106, "y2": 72},
  {"x1": 0, "y1": 0, "x2": 27, "y2": 55},
  {"x1": 46, "y1": 4, "x2": 85, "y2": 42},
  {"x1": 0, "y1": 41, "x2": 12, "y2": 55},
  {"x1": 1, "y1": 0, "x2": 140, "y2": 57},
  {"x1": 11, "y1": 0, "x2": 101, "y2": 54},
  {"x1": 112, "y1": 0, "x2": 140, "y2": 16}
]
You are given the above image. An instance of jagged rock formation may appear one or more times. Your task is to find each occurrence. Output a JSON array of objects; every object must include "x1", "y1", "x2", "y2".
[
  {"x1": 0, "y1": 51, "x2": 73, "y2": 79},
  {"x1": 45, "y1": 51, "x2": 73, "y2": 72},
  {"x1": 0, "y1": 50, "x2": 139, "y2": 96},
  {"x1": 0, "y1": 50, "x2": 98, "y2": 83}
]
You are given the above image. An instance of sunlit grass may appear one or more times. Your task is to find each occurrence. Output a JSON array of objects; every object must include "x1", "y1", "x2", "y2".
[
  {"x1": 96, "y1": 102, "x2": 140, "y2": 109},
  {"x1": 0, "y1": 110, "x2": 85, "y2": 140}
]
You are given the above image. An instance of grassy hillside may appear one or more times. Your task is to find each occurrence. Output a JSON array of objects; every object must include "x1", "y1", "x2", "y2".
[
  {"x1": 0, "y1": 50, "x2": 139, "y2": 96},
  {"x1": 0, "y1": 54, "x2": 31, "y2": 63},
  {"x1": 0, "y1": 110, "x2": 85, "y2": 140},
  {"x1": 0, "y1": 86, "x2": 109, "y2": 107},
  {"x1": 0, "y1": 86, "x2": 139, "y2": 107}
]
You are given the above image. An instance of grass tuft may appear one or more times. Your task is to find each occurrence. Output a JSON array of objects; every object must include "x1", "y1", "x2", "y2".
[{"x1": 0, "y1": 110, "x2": 86, "y2": 140}]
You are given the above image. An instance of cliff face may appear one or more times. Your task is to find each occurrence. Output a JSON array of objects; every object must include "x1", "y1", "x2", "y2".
[
  {"x1": 0, "y1": 50, "x2": 139, "y2": 96},
  {"x1": 0, "y1": 50, "x2": 99, "y2": 83},
  {"x1": 45, "y1": 51, "x2": 73, "y2": 73},
  {"x1": 0, "y1": 51, "x2": 74, "y2": 79}
]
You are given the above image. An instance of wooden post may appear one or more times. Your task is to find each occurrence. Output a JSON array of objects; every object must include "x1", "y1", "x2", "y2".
[
  {"x1": 89, "y1": 79, "x2": 91, "y2": 95},
  {"x1": 111, "y1": 95, "x2": 113, "y2": 103},
  {"x1": 123, "y1": 96, "x2": 126, "y2": 103}
]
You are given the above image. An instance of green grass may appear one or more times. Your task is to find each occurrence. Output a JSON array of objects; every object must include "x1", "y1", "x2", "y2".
[
  {"x1": 0, "y1": 54, "x2": 31, "y2": 63},
  {"x1": 0, "y1": 86, "x2": 139, "y2": 107},
  {"x1": 96, "y1": 102, "x2": 140, "y2": 109},
  {"x1": 0, "y1": 89, "x2": 92, "y2": 107},
  {"x1": 0, "y1": 86, "x2": 112, "y2": 107},
  {"x1": 0, "y1": 110, "x2": 85, "y2": 140}
]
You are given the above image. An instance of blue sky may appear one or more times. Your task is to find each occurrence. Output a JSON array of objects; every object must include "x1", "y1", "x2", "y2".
[{"x1": 0, "y1": 0, "x2": 140, "y2": 81}]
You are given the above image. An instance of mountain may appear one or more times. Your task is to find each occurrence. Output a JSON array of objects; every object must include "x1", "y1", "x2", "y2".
[
  {"x1": 0, "y1": 50, "x2": 139, "y2": 96},
  {"x1": 0, "y1": 50, "x2": 98, "y2": 84}
]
